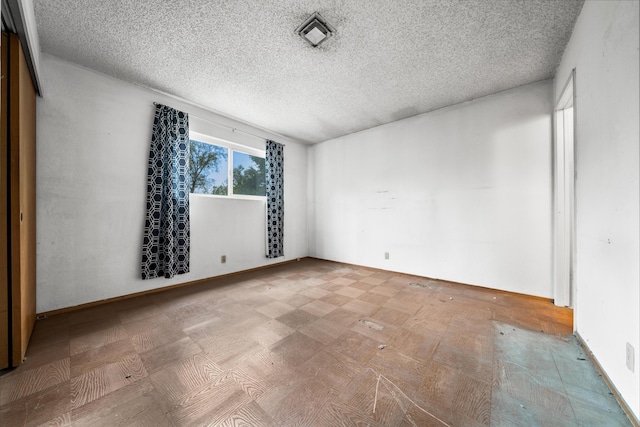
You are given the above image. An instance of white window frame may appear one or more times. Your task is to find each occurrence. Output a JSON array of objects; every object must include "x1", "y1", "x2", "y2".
[
  {"x1": 189, "y1": 131, "x2": 266, "y2": 200},
  {"x1": 553, "y1": 70, "x2": 576, "y2": 315}
]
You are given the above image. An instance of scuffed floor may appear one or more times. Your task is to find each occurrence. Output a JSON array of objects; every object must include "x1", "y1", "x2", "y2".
[
  {"x1": 492, "y1": 325, "x2": 630, "y2": 426},
  {"x1": 0, "y1": 259, "x2": 633, "y2": 426}
]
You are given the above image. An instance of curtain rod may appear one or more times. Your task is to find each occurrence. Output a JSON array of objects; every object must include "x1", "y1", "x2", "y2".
[{"x1": 153, "y1": 102, "x2": 285, "y2": 146}]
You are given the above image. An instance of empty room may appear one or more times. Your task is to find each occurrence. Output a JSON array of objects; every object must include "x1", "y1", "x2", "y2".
[{"x1": 1, "y1": 0, "x2": 638, "y2": 425}]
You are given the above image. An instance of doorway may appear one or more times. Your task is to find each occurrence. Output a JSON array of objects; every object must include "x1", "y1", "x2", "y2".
[{"x1": 553, "y1": 70, "x2": 576, "y2": 322}]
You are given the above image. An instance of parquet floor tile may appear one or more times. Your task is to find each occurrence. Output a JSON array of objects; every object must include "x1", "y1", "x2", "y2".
[
  {"x1": 319, "y1": 291, "x2": 352, "y2": 306},
  {"x1": 70, "y1": 352, "x2": 147, "y2": 409},
  {"x1": 0, "y1": 259, "x2": 632, "y2": 426},
  {"x1": 0, "y1": 358, "x2": 70, "y2": 406},
  {"x1": 299, "y1": 299, "x2": 338, "y2": 317},
  {"x1": 149, "y1": 353, "x2": 223, "y2": 406},
  {"x1": 69, "y1": 338, "x2": 136, "y2": 377},
  {"x1": 299, "y1": 317, "x2": 346, "y2": 345},
  {"x1": 0, "y1": 380, "x2": 70, "y2": 426}
]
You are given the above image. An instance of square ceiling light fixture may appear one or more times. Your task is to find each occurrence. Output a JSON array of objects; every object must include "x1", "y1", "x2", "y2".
[{"x1": 296, "y1": 12, "x2": 336, "y2": 47}]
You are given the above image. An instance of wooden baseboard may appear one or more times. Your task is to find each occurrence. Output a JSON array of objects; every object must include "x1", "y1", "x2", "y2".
[
  {"x1": 576, "y1": 333, "x2": 639, "y2": 427},
  {"x1": 306, "y1": 256, "x2": 555, "y2": 304},
  {"x1": 38, "y1": 257, "x2": 306, "y2": 318},
  {"x1": 41, "y1": 256, "x2": 560, "y2": 319}
]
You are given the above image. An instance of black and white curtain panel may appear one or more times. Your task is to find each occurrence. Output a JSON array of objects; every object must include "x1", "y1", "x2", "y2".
[
  {"x1": 266, "y1": 140, "x2": 284, "y2": 258},
  {"x1": 141, "y1": 104, "x2": 191, "y2": 279}
]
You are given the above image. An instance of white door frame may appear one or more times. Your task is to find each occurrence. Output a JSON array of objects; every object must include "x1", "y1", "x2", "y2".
[{"x1": 553, "y1": 70, "x2": 576, "y2": 317}]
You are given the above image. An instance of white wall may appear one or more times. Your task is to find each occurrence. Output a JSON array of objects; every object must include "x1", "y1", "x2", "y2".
[
  {"x1": 555, "y1": 0, "x2": 639, "y2": 419},
  {"x1": 36, "y1": 54, "x2": 308, "y2": 313},
  {"x1": 309, "y1": 80, "x2": 553, "y2": 298}
]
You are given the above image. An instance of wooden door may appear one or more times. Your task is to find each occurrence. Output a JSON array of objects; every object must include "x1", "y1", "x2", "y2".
[
  {"x1": 1, "y1": 32, "x2": 37, "y2": 368},
  {"x1": 0, "y1": 32, "x2": 9, "y2": 370}
]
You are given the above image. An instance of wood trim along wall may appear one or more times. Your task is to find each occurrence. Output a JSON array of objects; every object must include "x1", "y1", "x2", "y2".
[
  {"x1": 576, "y1": 333, "x2": 640, "y2": 427},
  {"x1": 306, "y1": 257, "x2": 556, "y2": 304},
  {"x1": 39, "y1": 256, "x2": 561, "y2": 319},
  {"x1": 38, "y1": 258, "x2": 305, "y2": 318}
]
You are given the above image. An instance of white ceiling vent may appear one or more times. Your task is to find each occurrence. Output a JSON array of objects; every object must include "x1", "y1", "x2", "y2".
[{"x1": 296, "y1": 12, "x2": 335, "y2": 47}]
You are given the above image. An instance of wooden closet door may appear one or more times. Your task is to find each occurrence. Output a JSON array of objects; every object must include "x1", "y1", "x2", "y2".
[
  {"x1": 10, "y1": 32, "x2": 36, "y2": 366},
  {"x1": 1, "y1": 32, "x2": 37, "y2": 367},
  {"x1": 0, "y1": 32, "x2": 9, "y2": 370}
]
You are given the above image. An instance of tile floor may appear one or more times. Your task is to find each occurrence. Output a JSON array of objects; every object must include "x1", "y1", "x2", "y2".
[{"x1": 0, "y1": 258, "x2": 632, "y2": 426}]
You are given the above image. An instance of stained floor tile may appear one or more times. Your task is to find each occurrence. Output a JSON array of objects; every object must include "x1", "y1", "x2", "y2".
[{"x1": 275, "y1": 309, "x2": 319, "y2": 329}]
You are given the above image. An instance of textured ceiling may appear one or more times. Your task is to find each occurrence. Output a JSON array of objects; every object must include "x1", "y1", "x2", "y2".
[{"x1": 33, "y1": 0, "x2": 584, "y2": 144}]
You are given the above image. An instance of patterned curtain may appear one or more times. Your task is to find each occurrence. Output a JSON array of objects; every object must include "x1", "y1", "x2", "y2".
[
  {"x1": 266, "y1": 140, "x2": 284, "y2": 258},
  {"x1": 141, "y1": 104, "x2": 191, "y2": 279}
]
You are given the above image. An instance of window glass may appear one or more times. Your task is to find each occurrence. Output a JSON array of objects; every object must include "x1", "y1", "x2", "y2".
[
  {"x1": 189, "y1": 139, "x2": 228, "y2": 195},
  {"x1": 233, "y1": 152, "x2": 266, "y2": 196}
]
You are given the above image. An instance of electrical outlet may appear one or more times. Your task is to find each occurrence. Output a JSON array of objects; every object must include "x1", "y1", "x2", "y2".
[
  {"x1": 384, "y1": 252, "x2": 389, "y2": 260},
  {"x1": 221, "y1": 255, "x2": 226, "y2": 264},
  {"x1": 626, "y1": 343, "x2": 635, "y2": 372}
]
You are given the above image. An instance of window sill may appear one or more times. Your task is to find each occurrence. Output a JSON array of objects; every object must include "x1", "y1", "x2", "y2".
[{"x1": 189, "y1": 193, "x2": 266, "y2": 201}]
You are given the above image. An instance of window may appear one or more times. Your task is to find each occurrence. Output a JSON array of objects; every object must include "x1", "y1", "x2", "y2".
[{"x1": 188, "y1": 132, "x2": 266, "y2": 198}]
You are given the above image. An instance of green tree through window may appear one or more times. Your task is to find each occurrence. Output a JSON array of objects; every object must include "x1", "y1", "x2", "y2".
[
  {"x1": 233, "y1": 153, "x2": 266, "y2": 196},
  {"x1": 189, "y1": 140, "x2": 228, "y2": 195},
  {"x1": 188, "y1": 139, "x2": 265, "y2": 197}
]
